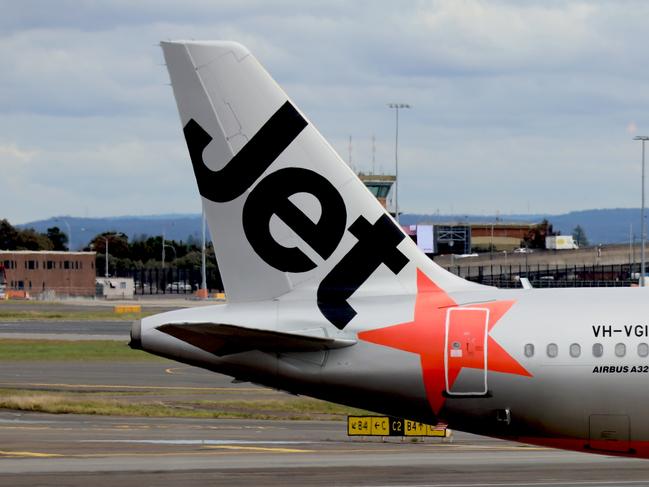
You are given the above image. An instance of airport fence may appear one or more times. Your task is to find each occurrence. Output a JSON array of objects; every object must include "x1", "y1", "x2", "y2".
[
  {"x1": 115, "y1": 262, "x2": 642, "y2": 295},
  {"x1": 115, "y1": 267, "x2": 224, "y2": 295},
  {"x1": 447, "y1": 263, "x2": 640, "y2": 288}
]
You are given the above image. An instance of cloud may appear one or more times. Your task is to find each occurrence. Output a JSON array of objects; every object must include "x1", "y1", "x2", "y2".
[
  {"x1": 0, "y1": 142, "x2": 37, "y2": 161},
  {"x1": 2, "y1": 0, "x2": 649, "y2": 222}
]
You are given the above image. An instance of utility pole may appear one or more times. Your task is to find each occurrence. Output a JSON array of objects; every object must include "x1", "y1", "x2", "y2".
[
  {"x1": 630, "y1": 223, "x2": 633, "y2": 266},
  {"x1": 348, "y1": 135, "x2": 353, "y2": 170}
]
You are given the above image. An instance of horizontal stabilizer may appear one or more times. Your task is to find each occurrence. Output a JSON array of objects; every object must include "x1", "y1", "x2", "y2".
[
  {"x1": 520, "y1": 278, "x2": 533, "y2": 289},
  {"x1": 157, "y1": 323, "x2": 356, "y2": 356}
]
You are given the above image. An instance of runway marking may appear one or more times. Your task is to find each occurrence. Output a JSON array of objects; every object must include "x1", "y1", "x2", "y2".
[
  {"x1": 346, "y1": 444, "x2": 547, "y2": 452},
  {"x1": 0, "y1": 450, "x2": 62, "y2": 458},
  {"x1": 422, "y1": 443, "x2": 548, "y2": 451},
  {"x1": 205, "y1": 445, "x2": 314, "y2": 453},
  {"x1": 164, "y1": 366, "x2": 200, "y2": 375},
  {"x1": 0, "y1": 381, "x2": 269, "y2": 392},
  {"x1": 0, "y1": 450, "x2": 304, "y2": 459},
  {"x1": 69, "y1": 451, "x2": 259, "y2": 458},
  {"x1": 81, "y1": 439, "x2": 313, "y2": 446}
]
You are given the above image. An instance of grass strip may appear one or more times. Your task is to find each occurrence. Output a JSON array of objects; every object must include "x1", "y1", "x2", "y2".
[
  {"x1": 194, "y1": 398, "x2": 368, "y2": 415},
  {"x1": 0, "y1": 310, "x2": 154, "y2": 322},
  {"x1": 0, "y1": 390, "x2": 366, "y2": 420},
  {"x1": 0, "y1": 339, "x2": 163, "y2": 361}
]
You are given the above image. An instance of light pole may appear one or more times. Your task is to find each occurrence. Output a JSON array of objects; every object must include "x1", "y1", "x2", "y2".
[
  {"x1": 635, "y1": 136, "x2": 649, "y2": 286},
  {"x1": 388, "y1": 103, "x2": 410, "y2": 224},
  {"x1": 161, "y1": 232, "x2": 176, "y2": 269},
  {"x1": 104, "y1": 237, "x2": 109, "y2": 277},
  {"x1": 165, "y1": 243, "x2": 177, "y2": 262},
  {"x1": 201, "y1": 208, "x2": 207, "y2": 295},
  {"x1": 490, "y1": 222, "x2": 494, "y2": 260}
]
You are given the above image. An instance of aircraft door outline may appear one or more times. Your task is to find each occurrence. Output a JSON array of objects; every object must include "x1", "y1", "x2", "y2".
[{"x1": 444, "y1": 307, "x2": 490, "y2": 396}]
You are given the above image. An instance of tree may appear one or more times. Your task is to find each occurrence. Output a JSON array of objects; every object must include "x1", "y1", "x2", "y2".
[
  {"x1": 89, "y1": 232, "x2": 129, "y2": 274},
  {"x1": 572, "y1": 225, "x2": 589, "y2": 247},
  {"x1": 0, "y1": 219, "x2": 18, "y2": 249},
  {"x1": 46, "y1": 226, "x2": 68, "y2": 251},
  {"x1": 15, "y1": 228, "x2": 53, "y2": 250},
  {"x1": 89, "y1": 232, "x2": 129, "y2": 257}
]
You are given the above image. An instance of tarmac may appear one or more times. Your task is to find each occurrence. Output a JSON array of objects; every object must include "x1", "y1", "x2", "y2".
[
  {"x1": 0, "y1": 412, "x2": 648, "y2": 486},
  {"x1": 0, "y1": 320, "x2": 131, "y2": 340}
]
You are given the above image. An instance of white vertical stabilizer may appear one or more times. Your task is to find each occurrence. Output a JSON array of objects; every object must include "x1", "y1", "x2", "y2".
[{"x1": 161, "y1": 41, "x2": 481, "y2": 320}]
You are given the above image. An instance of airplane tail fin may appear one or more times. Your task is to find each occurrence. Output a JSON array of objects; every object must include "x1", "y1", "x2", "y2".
[{"x1": 161, "y1": 41, "x2": 481, "y2": 327}]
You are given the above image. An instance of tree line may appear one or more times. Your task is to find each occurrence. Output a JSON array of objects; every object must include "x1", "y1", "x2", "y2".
[
  {"x1": 0, "y1": 219, "x2": 69, "y2": 251},
  {"x1": 0, "y1": 219, "x2": 217, "y2": 276},
  {"x1": 87, "y1": 232, "x2": 217, "y2": 276}
]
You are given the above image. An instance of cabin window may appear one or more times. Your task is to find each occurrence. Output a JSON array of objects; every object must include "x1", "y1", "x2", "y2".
[
  {"x1": 546, "y1": 343, "x2": 558, "y2": 358},
  {"x1": 524, "y1": 343, "x2": 534, "y2": 357},
  {"x1": 592, "y1": 343, "x2": 604, "y2": 358},
  {"x1": 638, "y1": 343, "x2": 649, "y2": 358},
  {"x1": 615, "y1": 343, "x2": 626, "y2": 357},
  {"x1": 569, "y1": 343, "x2": 581, "y2": 358}
]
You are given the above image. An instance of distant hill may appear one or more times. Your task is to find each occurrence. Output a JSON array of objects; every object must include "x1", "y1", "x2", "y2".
[
  {"x1": 18, "y1": 215, "x2": 206, "y2": 250},
  {"x1": 18, "y1": 208, "x2": 642, "y2": 250}
]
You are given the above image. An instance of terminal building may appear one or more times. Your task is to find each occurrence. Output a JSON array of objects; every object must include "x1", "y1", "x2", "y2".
[
  {"x1": 402, "y1": 222, "x2": 537, "y2": 255},
  {"x1": 0, "y1": 250, "x2": 97, "y2": 297}
]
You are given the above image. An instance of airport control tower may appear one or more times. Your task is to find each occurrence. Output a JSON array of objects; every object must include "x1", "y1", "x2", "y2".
[{"x1": 358, "y1": 173, "x2": 396, "y2": 216}]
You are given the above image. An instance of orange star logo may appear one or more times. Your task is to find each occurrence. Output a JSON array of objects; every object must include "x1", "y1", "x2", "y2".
[{"x1": 358, "y1": 269, "x2": 531, "y2": 414}]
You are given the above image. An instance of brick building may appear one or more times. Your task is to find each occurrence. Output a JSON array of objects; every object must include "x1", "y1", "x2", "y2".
[
  {"x1": 470, "y1": 223, "x2": 536, "y2": 251},
  {"x1": 1, "y1": 251, "x2": 97, "y2": 297}
]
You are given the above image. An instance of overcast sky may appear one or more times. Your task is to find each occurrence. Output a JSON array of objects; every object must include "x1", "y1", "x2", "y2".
[{"x1": 2, "y1": 0, "x2": 649, "y2": 223}]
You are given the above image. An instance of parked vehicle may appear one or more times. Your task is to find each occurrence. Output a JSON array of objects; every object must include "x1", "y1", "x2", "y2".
[
  {"x1": 546, "y1": 236, "x2": 578, "y2": 250},
  {"x1": 513, "y1": 247, "x2": 533, "y2": 254},
  {"x1": 166, "y1": 282, "x2": 192, "y2": 292}
]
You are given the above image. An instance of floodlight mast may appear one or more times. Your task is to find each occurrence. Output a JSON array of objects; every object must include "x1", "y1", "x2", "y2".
[
  {"x1": 388, "y1": 103, "x2": 410, "y2": 224},
  {"x1": 634, "y1": 135, "x2": 649, "y2": 287}
]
